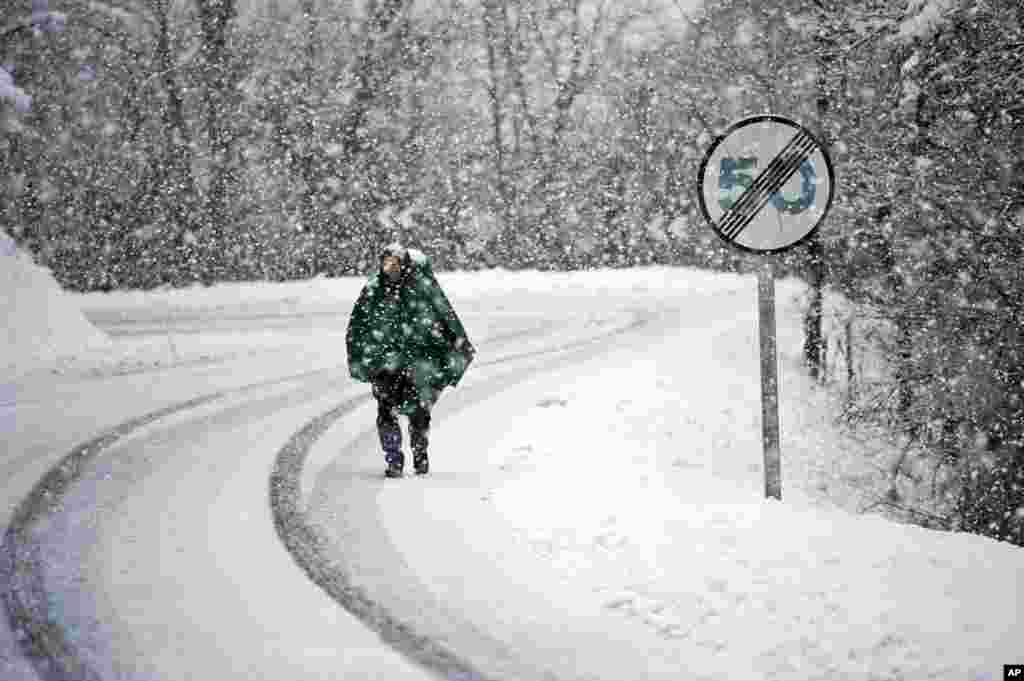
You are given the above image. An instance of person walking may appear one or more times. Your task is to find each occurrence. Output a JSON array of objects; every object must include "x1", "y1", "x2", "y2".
[{"x1": 346, "y1": 243, "x2": 476, "y2": 477}]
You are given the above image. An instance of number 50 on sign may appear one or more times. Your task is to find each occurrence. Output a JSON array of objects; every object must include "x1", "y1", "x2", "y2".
[
  {"x1": 719, "y1": 157, "x2": 817, "y2": 215},
  {"x1": 698, "y1": 115, "x2": 835, "y2": 254},
  {"x1": 695, "y1": 115, "x2": 837, "y2": 501}
]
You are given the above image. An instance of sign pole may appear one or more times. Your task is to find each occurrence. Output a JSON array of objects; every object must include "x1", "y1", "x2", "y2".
[
  {"x1": 757, "y1": 260, "x2": 782, "y2": 500},
  {"x1": 697, "y1": 114, "x2": 835, "y2": 502}
]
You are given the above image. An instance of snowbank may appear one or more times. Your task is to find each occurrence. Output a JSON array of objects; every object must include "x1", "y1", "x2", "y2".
[{"x1": 1, "y1": 230, "x2": 109, "y2": 381}]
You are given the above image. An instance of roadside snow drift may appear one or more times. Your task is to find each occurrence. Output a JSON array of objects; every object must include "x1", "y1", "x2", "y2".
[{"x1": 1, "y1": 230, "x2": 109, "y2": 380}]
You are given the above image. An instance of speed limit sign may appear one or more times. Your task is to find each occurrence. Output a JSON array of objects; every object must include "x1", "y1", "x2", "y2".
[
  {"x1": 697, "y1": 115, "x2": 835, "y2": 254},
  {"x1": 696, "y1": 115, "x2": 836, "y2": 501}
]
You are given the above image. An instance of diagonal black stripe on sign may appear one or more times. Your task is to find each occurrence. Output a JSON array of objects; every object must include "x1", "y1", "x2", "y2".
[
  {"x1": 724, "y1": 140, "x2": 817, "y2": 241},
  {"x1": 720, "y1": 132, "x2": 816, "y2": 241},
  {"x1": 720, "y1": 131, "x2": 815, "y2": 237},
  {"x1": 718, "y1": 131, "x2": 818, "y2": 242},
  {"x1": 726, "y1": 131, "x2": 811, "y2": 223},
  {"x1": 716, "y1": 130, "x2": 810, "y2": 237},
  {"x1": 720, "y1": 134, "x2": 816, "y2": 241},
  {"x1": 722, "y1": 136, "x2": 816, "y2": 241},
  {"x1": 721, "y1": 134, "x2": 815, "y2": 240},
  {"x1": 722, "y1": 133, "x2": 817, "y2": 240}
]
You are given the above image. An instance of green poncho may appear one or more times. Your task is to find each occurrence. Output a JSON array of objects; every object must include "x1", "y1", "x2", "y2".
[{"x1": 346, "y1": 246, "x2": 476, "y2": 414}]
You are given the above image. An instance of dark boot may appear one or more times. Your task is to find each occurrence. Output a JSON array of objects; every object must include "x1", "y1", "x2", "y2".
[
  {"x1": 378, "y1": 404, "x2": 404, "y2": 477},
  {"x1": 410, "y1": 405, "x2": 431, "y2": 475},
  {"x1": 385, "y1": 460, "x2": 404, "y2": 478}
]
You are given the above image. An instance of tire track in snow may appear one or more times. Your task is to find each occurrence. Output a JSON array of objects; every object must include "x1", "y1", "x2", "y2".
[
  {"x1": 270, "y1": 304, "x2": 684, "y2": 681},
  {"x1": 2, "y1": 391, "x2": 224, "y2": 681},
  {"x1": 0, "y1": 315, "x2": 625, "y2": 680},
  {"x1": 0, "y1": 359, "x2": 367, "y2": 681}
]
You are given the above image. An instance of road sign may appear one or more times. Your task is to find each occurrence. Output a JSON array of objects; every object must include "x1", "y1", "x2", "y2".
[
  {"x1": 696, "y1": 115, "x2": 836, "y2": 501},
  {"x1": 698, "y1": 115, "x2": 834, "y2": 254}
]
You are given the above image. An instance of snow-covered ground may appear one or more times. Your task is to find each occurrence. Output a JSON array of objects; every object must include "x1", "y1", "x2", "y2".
[
  {"x1": 2, "y1": 250, "x2": 1021, "y2": 681},
  {"x1": 1, "y1": 230, "x2": 110, "y2": 379}
]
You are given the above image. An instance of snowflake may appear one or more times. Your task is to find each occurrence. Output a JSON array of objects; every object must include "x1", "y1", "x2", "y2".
[{"x1": 893, "y1": 0, "x2": 959, "y2": 43}]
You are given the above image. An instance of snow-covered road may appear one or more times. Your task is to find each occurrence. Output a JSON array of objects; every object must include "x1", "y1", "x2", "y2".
[
  {"x1": 3, "y1": 268, "x2": 1022, "y2": 681},
  {"x1": 3, "y1": 285, "x2": 672, "y2": 680}
]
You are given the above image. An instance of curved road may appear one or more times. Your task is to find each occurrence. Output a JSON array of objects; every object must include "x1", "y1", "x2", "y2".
[{"x1": 3, "y1": 298, "x2": 697, "y2": 681}]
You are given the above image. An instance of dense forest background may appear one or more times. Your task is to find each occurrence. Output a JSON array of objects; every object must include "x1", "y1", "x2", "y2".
[{"x1": 2, "y1": 0, "x2": 1022, "y2": 545}]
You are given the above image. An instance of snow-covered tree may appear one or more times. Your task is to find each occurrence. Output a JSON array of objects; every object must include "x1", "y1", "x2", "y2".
[{"x1": 792, "y1": 0, "x2": 1022, "y2": 545}]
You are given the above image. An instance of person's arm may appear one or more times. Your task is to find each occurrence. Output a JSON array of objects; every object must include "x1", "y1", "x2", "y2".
[
  {"x1": 346, "y1": 284, "x2": 374, "y2": 382},
  {"x1": 422, "y1": 273, "x2": 475, "y2": 388},
  {"x1": 425, "y1": 272, "x2": 473, "y2": 355}
]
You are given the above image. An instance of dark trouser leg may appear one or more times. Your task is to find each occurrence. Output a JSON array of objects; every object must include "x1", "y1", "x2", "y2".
[
  {"x1": 409, "y1": 403, "x2": 431, "y2": 462},
  {"x1": 376, "y1": 399, "x2": 403, "y2": 467}
]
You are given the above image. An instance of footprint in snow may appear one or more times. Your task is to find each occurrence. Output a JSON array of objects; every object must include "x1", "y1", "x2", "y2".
[
  {"x1": 499, "y1": 454, "x2": 535, "y2": 472},
  {"x1": 595, "y1": 531, "x2": 628, "y2": 549},
  {"x1": 706, "y1": 577, "x2": 729, "y2": 593}
]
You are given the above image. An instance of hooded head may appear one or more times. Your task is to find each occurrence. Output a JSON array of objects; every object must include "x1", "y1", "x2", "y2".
[{"x1": 380, "y1": 242, "x2": 410, "y2": 286}]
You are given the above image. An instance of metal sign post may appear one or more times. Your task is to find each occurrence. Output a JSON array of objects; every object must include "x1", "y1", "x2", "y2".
[
  {"x1": 757, "y1": 261, "x2": 782, "y2": 500},
  {"x1": 697, "y1": 115, "x2": 835, "y2": 501}
]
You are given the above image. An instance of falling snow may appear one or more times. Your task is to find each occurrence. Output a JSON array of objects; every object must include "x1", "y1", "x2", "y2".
[{"x1": 2, "y1": 0, "x2": 1022, "y2": 676}]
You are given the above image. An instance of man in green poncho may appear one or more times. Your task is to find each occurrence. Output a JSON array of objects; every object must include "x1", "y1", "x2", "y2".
[{"x1": 346, "y1": 243, "x2": 476, "y2": 478}]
